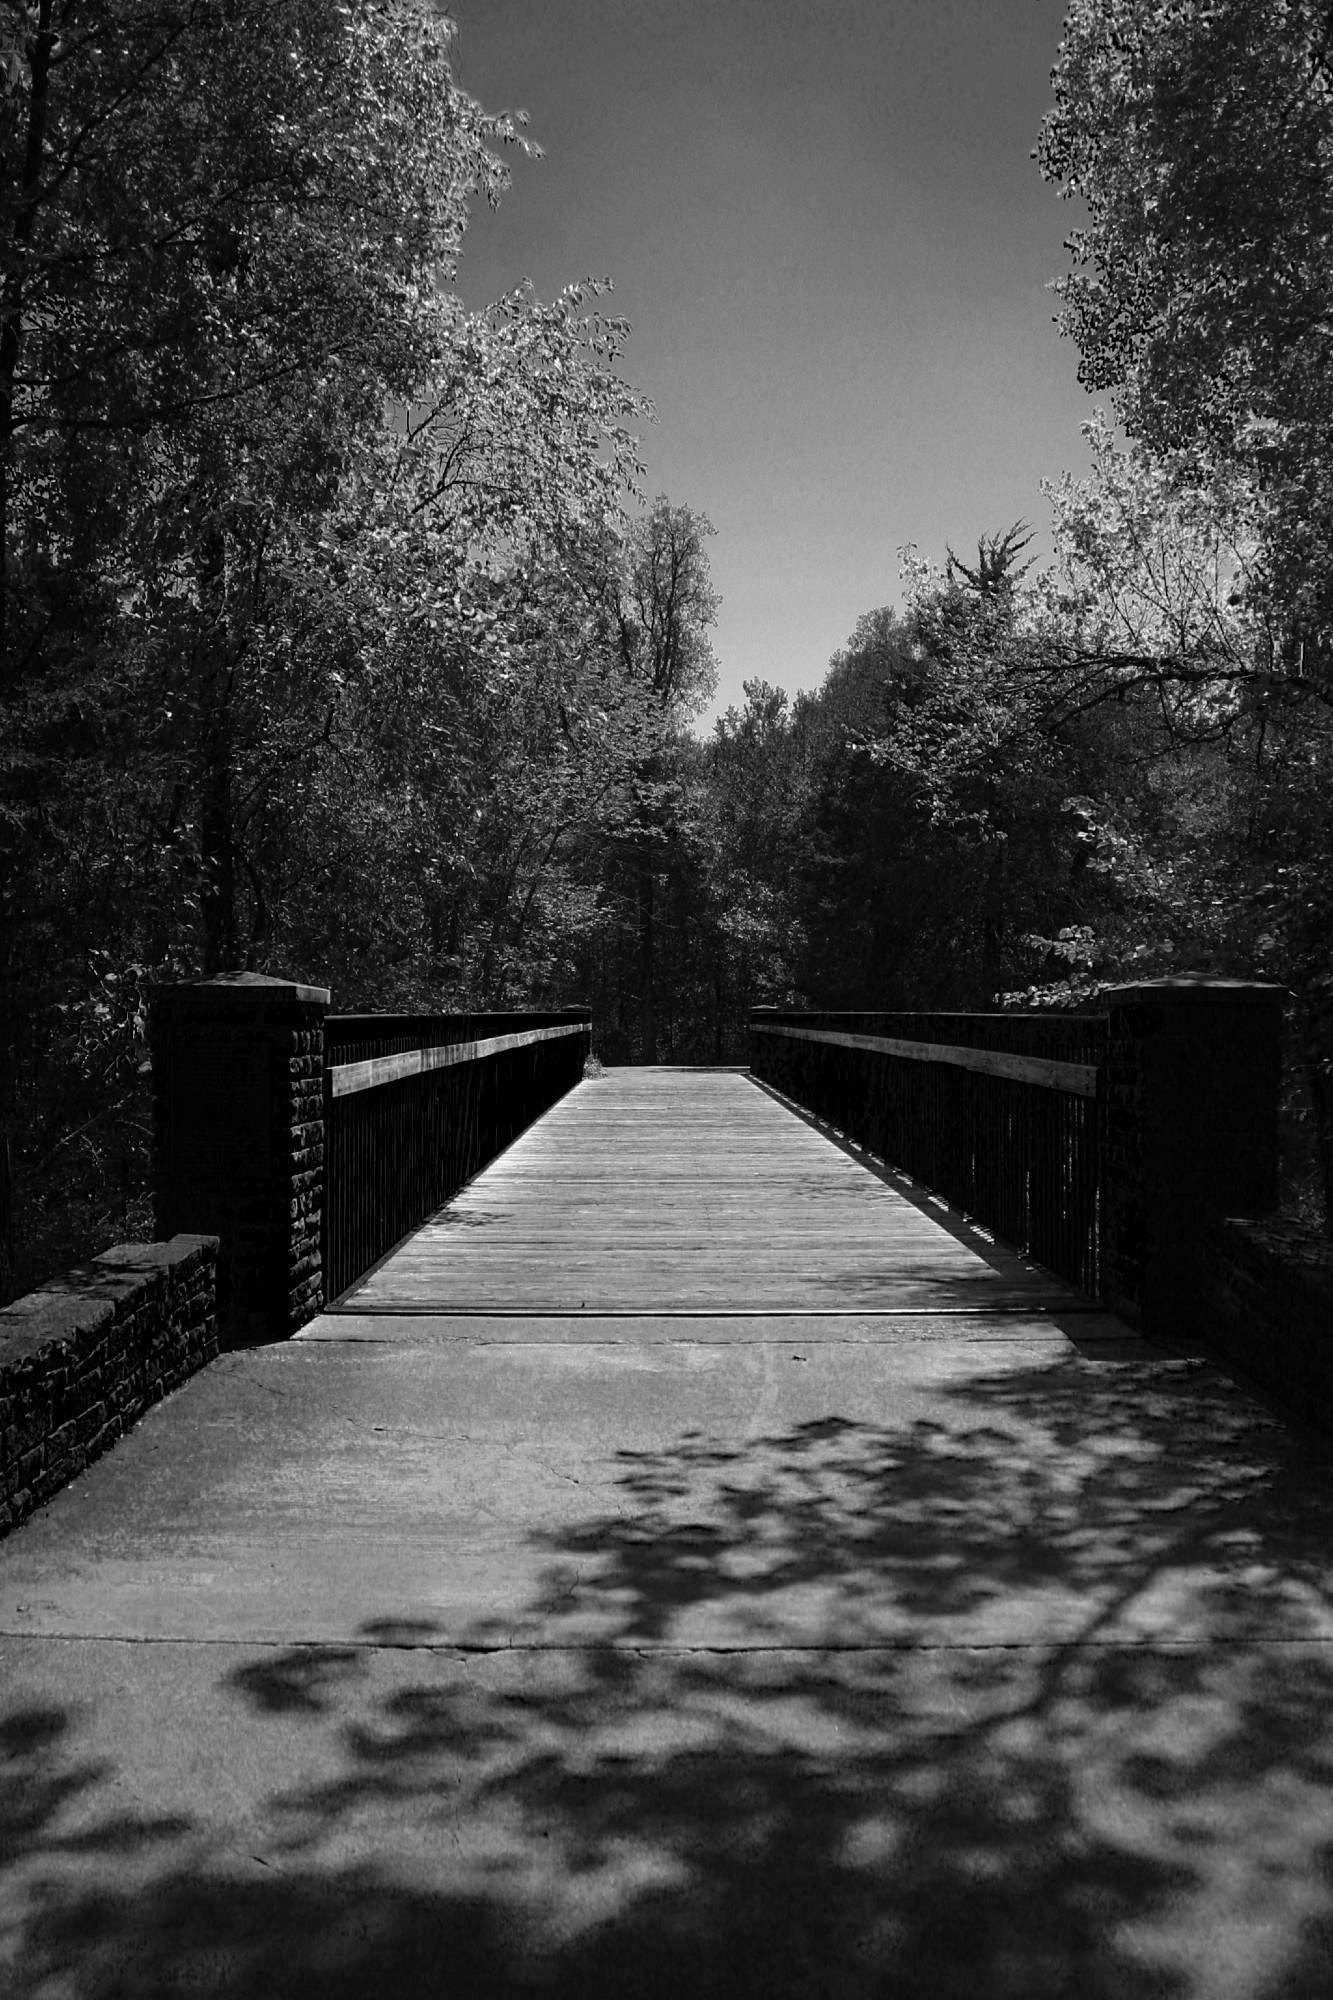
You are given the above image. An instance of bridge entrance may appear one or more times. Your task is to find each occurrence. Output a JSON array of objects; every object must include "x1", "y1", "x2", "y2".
[{"x1": 2, "y1": 1066, "x2": 1331, "y2": 1996}]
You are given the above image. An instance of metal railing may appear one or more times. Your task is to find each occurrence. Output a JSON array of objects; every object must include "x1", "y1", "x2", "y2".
[
  {"x1": 751, "y1": 1009, "x2": 1108, "y2": 1298},
  {"x1": 323, "y1": 1009, "x2": 590, "y2": 1303}
]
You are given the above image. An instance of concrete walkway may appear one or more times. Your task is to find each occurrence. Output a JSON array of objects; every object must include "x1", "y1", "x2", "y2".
[{"x1": 1, "y1": 1069, "x2": 1332, "y2": 1997}]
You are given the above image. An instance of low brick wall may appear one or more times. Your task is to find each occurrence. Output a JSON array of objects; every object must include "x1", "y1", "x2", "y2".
[
  {"x1": 1199, "y1": 1216, "x2": 1333, "y2": 1434},
  {"x1": 0, "y1": 1234, "x2": 218, "y2": 1538}
]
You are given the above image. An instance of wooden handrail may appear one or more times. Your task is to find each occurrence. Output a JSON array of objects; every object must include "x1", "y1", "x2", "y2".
[
  {"x1": 753, "y1": 1022, "x2": 1100, "y2": 1097},
  {"x1": 328, "y1": 1021, "x2": 589, "y2": 1099}
]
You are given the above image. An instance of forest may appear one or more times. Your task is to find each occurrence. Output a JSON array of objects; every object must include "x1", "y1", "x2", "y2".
[{"x1": 2, "y1": 0, "x2": 1331, "y2": 1300}]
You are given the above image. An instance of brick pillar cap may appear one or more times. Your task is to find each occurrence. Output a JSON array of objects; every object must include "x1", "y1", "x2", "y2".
[
  {"x1": 1103, "y1": 975, "x2": 1289, "y2": 1004},
  {"x1": 153, "y1": 972, "x2": 331, "y2": 1006}
]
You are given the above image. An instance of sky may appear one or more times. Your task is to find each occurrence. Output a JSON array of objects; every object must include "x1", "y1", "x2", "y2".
[{"x1": 446, "y1": 0, "x2": 1097, "y2": 730}]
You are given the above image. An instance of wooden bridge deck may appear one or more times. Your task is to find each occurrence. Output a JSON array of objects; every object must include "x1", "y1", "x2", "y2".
[
  {"x1": 3, "y1": 1069, "x2": 1333, "y2": 1998},
  {"x1": 337, "y1": 1066, "x2": 1085, "y2": 1318}
]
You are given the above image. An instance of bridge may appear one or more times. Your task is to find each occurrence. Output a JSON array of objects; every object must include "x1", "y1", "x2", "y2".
[{"x1": 1, "y1": 988, "x2": 1331, "y2": 1997}]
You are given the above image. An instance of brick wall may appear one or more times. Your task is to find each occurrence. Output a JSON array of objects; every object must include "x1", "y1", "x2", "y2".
[
  {"x1": 288, "y1": 1023, "x2": 324, "y2": 1327},
  {"x1": 0, "y1": 1234, "x2": 218, "y2": 1538},
  {"x1": 1199, "y1": 1216, "x2": 1333, "y2": 1435},
  {"x1": 150, "y1": 974, "x2": 327, "y2": 1342}
]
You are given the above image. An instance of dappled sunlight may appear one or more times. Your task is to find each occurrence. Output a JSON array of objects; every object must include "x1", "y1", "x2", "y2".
[
  {"x1": 473, "y1": 1356, "x2": 1333, "y2": 1654},
  {"x1": 3, "y1": 1353, "x2": 1333, "y2": 1996}
]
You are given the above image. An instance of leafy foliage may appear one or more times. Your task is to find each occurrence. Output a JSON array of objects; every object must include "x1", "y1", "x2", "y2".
[
  {"x1": 1039, "y1": 0, "x2": 1333, "y2": 654},
  {"x1": 0, "y1": 1, "x2": 685, "y2": 1295},
  {"x1": 1038, "y1": 0, "x2": 1333, "y2": 1219},
  {"x1": 7, "y1": 0, "x2": 1332, "y2": 1291}
]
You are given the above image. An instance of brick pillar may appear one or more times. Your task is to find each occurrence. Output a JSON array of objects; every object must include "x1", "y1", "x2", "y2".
[
  {"x1": 149, "y1": 973, "x2": 329, "y2": 1344},
  {"x1": 1102, "y1": 977, "x2": 1285, "y2": 1338}
]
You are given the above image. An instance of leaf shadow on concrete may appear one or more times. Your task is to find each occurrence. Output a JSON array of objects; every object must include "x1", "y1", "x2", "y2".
[{"x1": 5, "y1": 1355, "x2": 1333, "y2": 1997}]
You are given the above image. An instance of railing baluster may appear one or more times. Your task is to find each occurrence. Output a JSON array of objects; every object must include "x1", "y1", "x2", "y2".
[
  {"x1": 322, "y1": 1010, "x2": 591, "y2": 1304},
  {"x1": 751, "y1": 984, "x2": 1284, "y2": 1330},
  {"x1": 750, "y1": 1008, "x2": 1107, "y2": 1298}
]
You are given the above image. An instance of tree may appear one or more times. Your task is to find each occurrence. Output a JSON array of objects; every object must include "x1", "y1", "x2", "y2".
[
  {"x1": 1038, "y1": 0, "x2": 1333, "y2": 653},
  {"x1": 696, "y1": 600, "x2": 1094, "y2": 1019},
  {"x1": 946, "y1": 523, "x2": 1035, "y2": 600},
  {"x1": 0, "y1": 1, "x2": 667, "y2": 1293},
  {"x1": 0, "y1": 0, "x2": 530, "y2": 1289},
  {"x1": 602, "y1": 498, "x2": 719, "y2": 1062},
  {"x1": 1040, "y1": 3, "x2": 1333, "y2": 1221},
  {"x1": 0, "y1": 0, "x2": 524, "y2": 652}
]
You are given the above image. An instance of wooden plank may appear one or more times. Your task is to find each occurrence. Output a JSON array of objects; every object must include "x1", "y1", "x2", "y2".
[{"x1": 754, "y1": 1023, "x2": 1100, "y2": 1096}]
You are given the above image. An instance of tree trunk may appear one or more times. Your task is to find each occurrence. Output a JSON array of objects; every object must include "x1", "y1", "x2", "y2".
[
  {"x1": 198, "y1": 660, "x2": 238, "y2": 974},
  {"x1": 637, "y1": 860, "x2": 656, "y2": 1063},
  {"x1": 1302, "y1": 993, "x2": 1333, "y2": 1233},
  {"x1": 0, "y1": 0, "x2": 55, "y2": 669},
  {"x1": 0, "y1": 1125, "x2": 13, "y2": 1306},
  {"x1": 980, "y1": 837, "x2": 1007, "y2": 1003}
]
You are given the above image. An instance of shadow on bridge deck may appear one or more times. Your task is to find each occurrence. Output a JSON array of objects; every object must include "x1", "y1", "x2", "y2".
[{"x1": 1, "y1": 1068, "x2": 1332, "y2": 1997}]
